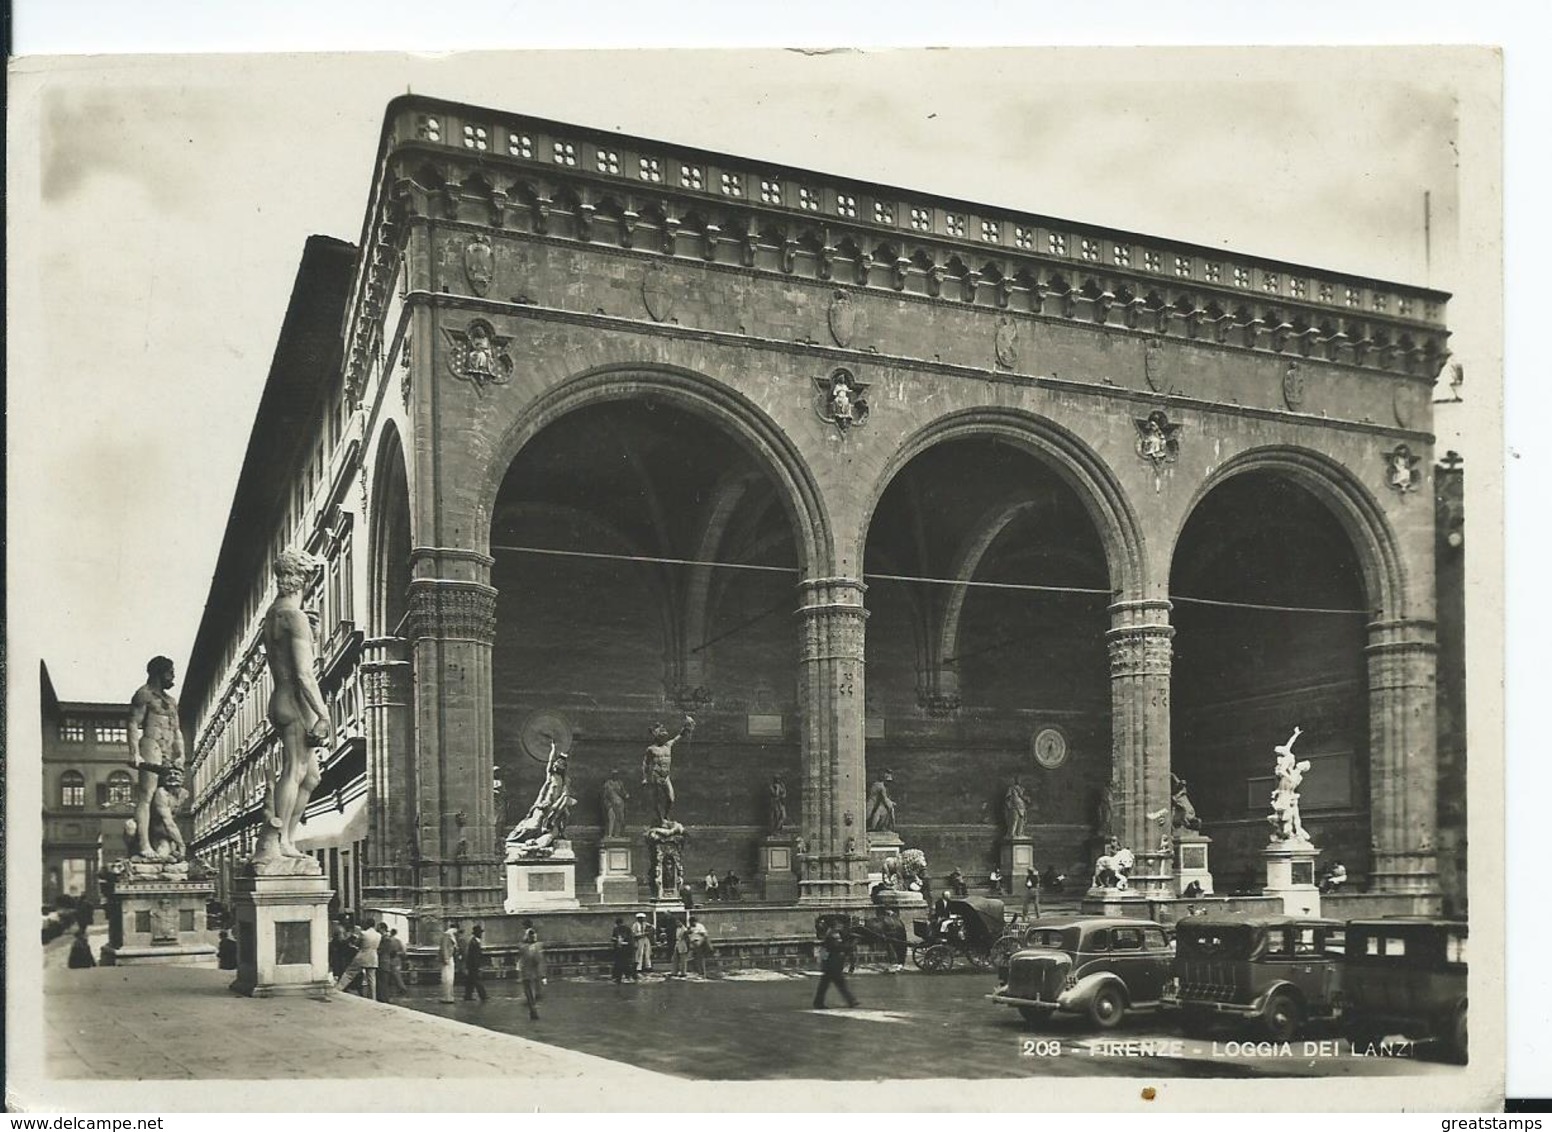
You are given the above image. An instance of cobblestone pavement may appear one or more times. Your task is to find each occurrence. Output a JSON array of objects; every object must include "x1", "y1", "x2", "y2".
[
  {"x1": 399, "y1": 965, "x2": 1467, "y2": 1081},
  {"x1": 42, "y1": 964, "x2": 661, "y2": 1083}
]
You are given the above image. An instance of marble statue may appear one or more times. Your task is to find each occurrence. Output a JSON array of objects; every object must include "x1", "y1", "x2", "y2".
[
  {"x1": 767, "y1": 774, "x2": 789, "y2": 836},
  {"x1": 253, "y1": 551, "x2": 329, "y2": 870},
  {"x1": 601, "y1": 770, "x2": 630, "y2": 839},
  {"x1": 128, "y1": 656, "x2": 186, "y2": 859},
  {"x1": 642, "y1": 715, "x2": 695, "y2": 826},
  {"x1": 1092, "y1": 845, "x2": 1136, "y2": 891},
  {"x1": 1003, "y1": 776, "x2": 1032, "y2": 839},
  {"x1": 508, "y1": 741, "x2": 577, "y2": 855},
  {"x1": 880, "y1": 848, "x2": 928, "y2": 893},
  {"x1": 645, "y1": 820, "x2": 687, "y2": 899},
  {"x1": 866, "y1": 770, "x2": 897, "y2": 833},
  {"x1": 1171, "y1": 774, "x2": 1202, "y2": 832},
  {"x1": 1267, "y1": 727, "x2": 1312, "y2": 843}
]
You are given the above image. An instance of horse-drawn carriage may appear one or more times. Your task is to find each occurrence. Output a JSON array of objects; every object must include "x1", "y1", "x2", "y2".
[{"x1": 911, "y1": 896, "x2": 1019, "y2": 973}]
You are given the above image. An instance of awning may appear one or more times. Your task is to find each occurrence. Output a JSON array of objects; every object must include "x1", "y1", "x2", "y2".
[{"x1": 294, "y1": 792, "x2": 369, "y2": 851}]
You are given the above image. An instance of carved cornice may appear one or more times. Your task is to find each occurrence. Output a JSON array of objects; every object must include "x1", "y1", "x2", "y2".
[
  {"x1": 406, "y1": 579, "x2": 499, "y2": 644},
  {"x1": 336, "y1": 99, "x2": 1452, "y2": 401}
]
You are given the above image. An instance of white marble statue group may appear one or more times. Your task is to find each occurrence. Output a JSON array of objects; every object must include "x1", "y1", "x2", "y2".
[{"x1": 1267, "y1": 726, "x2": 1312, "y2": 844}]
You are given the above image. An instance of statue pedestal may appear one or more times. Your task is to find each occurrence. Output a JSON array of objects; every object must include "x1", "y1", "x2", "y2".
[
  {"x1": 1263, "y1": 839, "x2": 1322, "y2": 916},
  {"x1": 1129, "y1": 850, "x2": 1173, "y2": 899},
  {"x1": 1001, "y1": 837, "x2": 1036, "y2": 881},
  {"x1": 595, "y1": 837, "x2": 640, "y2": 904},
  {"x1": 757, "y1": 838, "x2": 799, "y2": 903},
  {"x1": 101, "y1": 874, "x2": 219, "y2": 967},
  {"x1": 504, "y1": 840, "x2": 582, "y2": 913},
  {"x1": 872, "y1": 887, "x2": 928, "y2": 912},
  {"x1": 866, "y1": 831, "x2": 903, "y2": 883},
  {"x1": 229, "y1": 872, "x2": 333, "y2": 997},
  {"x1": 1174, "y1": 832, "x2": 1215, "y2": 896}
]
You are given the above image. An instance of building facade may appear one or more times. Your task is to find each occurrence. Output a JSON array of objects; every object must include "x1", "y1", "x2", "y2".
[
  {"x1": 40, "y1": 662, "x2": 140, "y2": 905},
  {"x1": 186, "y1": 96, "x2": 1459, "y2": 939}
]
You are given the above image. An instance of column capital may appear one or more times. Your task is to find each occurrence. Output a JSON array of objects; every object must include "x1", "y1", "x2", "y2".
[
  {"x1": 1105, "y1": 622, "x2": 1174, "y2": 677},
  {"x1": 406, "y1": 579, "x2": 498, "y2": 644},
  {"x1": 1365, "y1": 617, "x2": 1438, "y2": 654},
  {"x1": 1108, "y1": 597, "x2": 1173, "y2": 625}
]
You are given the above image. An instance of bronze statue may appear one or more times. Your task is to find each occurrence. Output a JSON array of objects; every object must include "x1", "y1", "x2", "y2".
[
  {"x1": 127, "y1": 656, "x2": 185, "y2": 859},
  {"x1": 642, "y1": 715, "x2": 694, "y2": 826},
  {"x1": 261, "y1": 551, "x2": 330, "y2": 861}
]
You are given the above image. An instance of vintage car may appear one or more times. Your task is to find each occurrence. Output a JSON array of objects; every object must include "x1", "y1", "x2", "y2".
[
  {"x1": 1341, "y1": 918, "x2": 1467, "y2": 1063},
  {"x1": 990, "y1": 917, "x2": 1174, "y2": 1029},
  {"x1": 1164, "y1": 914, "x2": 1345, "y2": 1040}
]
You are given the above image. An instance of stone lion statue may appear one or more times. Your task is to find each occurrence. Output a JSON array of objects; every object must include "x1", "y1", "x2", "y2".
[
  {"x1": 1092, "y1": 846, "x2": 1136, "y2": 891},
  {"x1": 881, "y1": 847, "x2": 928, "y2": 892}
]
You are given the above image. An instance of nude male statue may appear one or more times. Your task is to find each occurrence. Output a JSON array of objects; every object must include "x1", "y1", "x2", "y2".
[
  {"x1": 264, "y1": 551, "x2": 331, "y2": 859},
  {"x1": 642, "y1": 715, "x2": 695, "y2": 826},
  {"x1": 128, "y1": 656, "x2": 186, "y2": 859}
]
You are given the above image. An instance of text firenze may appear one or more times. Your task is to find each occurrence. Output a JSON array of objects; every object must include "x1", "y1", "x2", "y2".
[{"x1": 1085, "y1": 1039, "x2": 1416, "y2": 1058}]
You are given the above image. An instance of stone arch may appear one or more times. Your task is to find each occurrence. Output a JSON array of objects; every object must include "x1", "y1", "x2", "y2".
[
  {"x1": 856, "y1": 407, "x2": 1147, "y2": 598},
  {"x1": 367, "y1": 421, "x2": 414, "y2": 636},
  {"x1": 1169, "y1": 445, "x2": 1407, "y2": 619},
  {"x1": 477, "y1": 365, "x2": 833, "y2": 576}
]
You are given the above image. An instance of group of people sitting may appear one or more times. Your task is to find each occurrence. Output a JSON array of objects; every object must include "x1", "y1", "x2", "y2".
[{"x1": 701, "y1": 869, "x2": 742, "y2": 902}]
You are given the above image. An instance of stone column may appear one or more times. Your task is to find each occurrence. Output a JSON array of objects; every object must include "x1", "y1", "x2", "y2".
[
  {"x1": 1365, "y1": 618, "x2": 1439, "y2": 894},
  {"x1": 360, "y1": 635, "x2": 414, "y2": 907},
  {"x1": 406, "y1": 547, "x2": 504, "y2": 913},
  {"x1": 796, "y1": 577, "x2": 871, "y2": 906},
  {"x1": 1106, "y1": 599, "x2": 1174, "y2": 896}
]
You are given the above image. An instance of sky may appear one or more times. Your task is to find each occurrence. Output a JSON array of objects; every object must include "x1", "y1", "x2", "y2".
[
  {"x1": 4, "y1": 0, "x2": 1543, "y2": 1104},
  {"x1": 8, "y1": 45, "x2": 1490, "y2": 700}
]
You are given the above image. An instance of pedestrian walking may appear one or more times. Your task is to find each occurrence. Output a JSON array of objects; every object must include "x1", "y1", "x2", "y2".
[
  {"x1": 217, "y1": 928, "x2": 239, "y2": 970},
  {"x1": 671, "y1": 917, "x2": 690, "y2": 978},
  {"x1": 1022, "y1": 866, "x2": 1041, "y2": 919},
  {"x1": 463, "y1": 923, "x2": 489, "y2": 1002},
  {"x1": 610, "y1": 916, "x2": 635, "y2": 983},
  {"x1": 438, "y1": 922, "x2": 462, "y2": 1003},
  {"x1": 517, "y1": 926, "x2": 547, "y2": 1020},
  {"x1": 812, "y1": 922, "x2": 858, "y2": 1009},
  {"x1": 686, "y1": 916, "x2": 711, "y2": 977},
  {"x1": 336, "y1": 919, "x2": 381, "y2": 998},
  {"x1": 630, "y1": 912, "x2": 653, "y2": 975},
  {"x1": 67, "y1": 927, "x2": 96, "y2": 969},
  {"x1": 377, "y1": 923, "x2": 408, "y2": 1001}
]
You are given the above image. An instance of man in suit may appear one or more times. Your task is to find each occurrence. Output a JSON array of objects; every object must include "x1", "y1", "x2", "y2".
[
  {"x1": 463, "y1": 923, "x2": 488, "y2": 1002},
  {"x1": 812, "y1": 922, "x2": 859, "y2": 1010}
]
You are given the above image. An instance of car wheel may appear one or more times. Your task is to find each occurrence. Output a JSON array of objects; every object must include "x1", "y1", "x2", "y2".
[
  {"x1": 1180, "y1": 1007, "x2": 1215, "y2": 1038},
  {"x1": 1263, "y1": 992, "x2": 1302, "y2": 1041},
  {"x1": 1018, "y1": 1005, "x2": 1053, "y2": 1026},
  {"x1": 1089, "y1": 984, "x2": 1126, "y2": 1030}
]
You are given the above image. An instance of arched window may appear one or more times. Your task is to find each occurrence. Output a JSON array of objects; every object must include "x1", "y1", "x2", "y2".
[
  {"x1": 106, "y1": 770, "x2": 135, "y2": 807},
  {"x1": 60, "y1": 771, "x2": 86, "y2": 808}
]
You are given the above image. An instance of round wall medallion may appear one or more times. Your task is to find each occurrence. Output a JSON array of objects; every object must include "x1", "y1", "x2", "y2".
[
  {"x1": 1031, "y1": 726, "x2": 1069, "y2": 770},
  {"x1": 519, "y1": 710, "x2": 574, "y2": 763}
]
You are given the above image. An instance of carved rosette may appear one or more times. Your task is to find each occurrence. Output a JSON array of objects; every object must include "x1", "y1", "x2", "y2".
[{"x1": 406, "y1": 581, "x2": 499, "y2": 644}]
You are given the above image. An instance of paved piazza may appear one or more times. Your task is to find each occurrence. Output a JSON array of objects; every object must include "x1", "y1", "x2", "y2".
[{"x1": 401, "y1": 967, "x2": 1463, "y2": 1081}]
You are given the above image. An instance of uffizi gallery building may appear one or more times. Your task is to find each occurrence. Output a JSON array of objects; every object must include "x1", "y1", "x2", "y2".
[{"x1": 181, "y1": 96, "x2": 1466, "y2": 948}]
